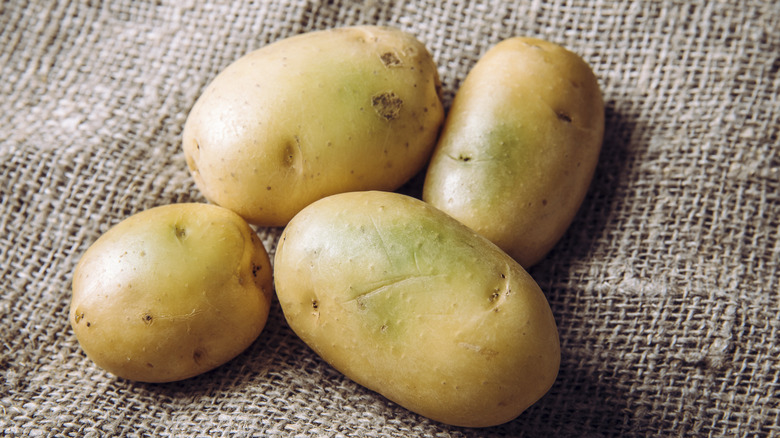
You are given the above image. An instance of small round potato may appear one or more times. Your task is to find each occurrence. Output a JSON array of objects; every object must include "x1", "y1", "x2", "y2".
[
  {"x1": 423, "y1": 37, "x2": 605, "y2": 267},
  {"x1": 274, "y1": 191, "x2": 560, "y2": 428},
  {"x1": 70, "y1": 203, "x2": 273, "y2": 383},
  {"x1": 183, "y1": 25, "x2": 444, "y2": 226}
]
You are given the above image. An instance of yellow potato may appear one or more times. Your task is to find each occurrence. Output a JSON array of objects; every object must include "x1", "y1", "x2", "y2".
[
  {"x1": 183, "y1": 26, "x2": 444, "y2": 226},
  {"x1": 274, "y1": 191, "x2": 560, "y2": 427},
  {"x1": 423, "y1": 37, "x2": 604, "y2": 267},
  {"x1": 70, "y1": 203, "x2": 273, "y2": 383}
]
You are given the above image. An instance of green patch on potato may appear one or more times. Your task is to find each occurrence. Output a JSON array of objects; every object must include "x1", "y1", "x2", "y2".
[
  {"x1": 274, "y1": 191, "x2": 560, "y2": 428},
  {"x1": 70, "y1": 203, "x2": 273, "y2": 383},
  {"x1": 423, "y1": 37, "x2": 605, "y2": 267}
]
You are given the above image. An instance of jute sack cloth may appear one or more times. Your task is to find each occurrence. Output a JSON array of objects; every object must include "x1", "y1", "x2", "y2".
[{"x1": 1, "y1": 0, "x2": 778, "y2": 436}]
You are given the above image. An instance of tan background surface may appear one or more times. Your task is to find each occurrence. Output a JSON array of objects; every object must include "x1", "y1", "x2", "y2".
[{"x1": 1, "y1": 1, "x2": 778, "y2": 436}]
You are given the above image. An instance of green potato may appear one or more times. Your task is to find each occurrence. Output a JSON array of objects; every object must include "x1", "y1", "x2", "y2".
[
  {"x1": 70, "y1": 203, "x2": 273, "y2": 383},
  {"x1": 274, "y1": 191, "x2": 560, "y2": 428},
  {"x1": 423, "y1": 37, "x2": 604, "y2": 267},
  {"x1": 183, "y1": 26, "x2": 444, "y2": 226}
]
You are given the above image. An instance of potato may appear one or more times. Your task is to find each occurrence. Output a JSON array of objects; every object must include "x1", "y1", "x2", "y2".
[
  {"x1": 423, "y1": 37, "x2": 604, "y2": 267},
  {"x1": 70, "y1": 203, "x2": 273, "y2": 383},
  {"x1": 183, "y1": 26, "x2": 444, "y2": 226},
  {"x1": 274, "y1": 191, "x2": 560, "y2": 427}
]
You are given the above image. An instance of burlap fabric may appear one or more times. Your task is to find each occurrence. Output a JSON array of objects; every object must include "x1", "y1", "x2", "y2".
[{"x1": 1, "y1": 0, "x2": 778, "y2": 436}]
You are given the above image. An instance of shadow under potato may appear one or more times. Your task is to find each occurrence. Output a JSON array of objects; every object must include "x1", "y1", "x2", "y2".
[{"x1": 522, "y1": 101, "x2": 643, "y2": 437}]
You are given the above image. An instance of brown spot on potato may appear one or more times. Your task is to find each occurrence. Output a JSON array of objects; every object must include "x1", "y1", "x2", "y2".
[
  {"x1": 556, "y1": 111, "x2": 572, "y2": 123},
  {"x1": 380, "y1": 51, "x2": 402, "y2": 67},
  {"x1": 282, "y1": 142, "x2": 295, "y2": 167},
  {"x1": 174, "y1": 224, "x2": 187, "y2": 240},
  {"x1": 356, "y1": 297, "x2": 367, "y2": 310},
  {"x1": 142, "y1": 313, "x2": 153, "y2": 325},
  {"x1": 371, "y1": 92, "x2": 403, "y2": 121},
  {"x1": 192, "y1": 349, "x2": 205, "y2": 364}
]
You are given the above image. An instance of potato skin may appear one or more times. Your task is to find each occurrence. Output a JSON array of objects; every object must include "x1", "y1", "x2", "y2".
[
  {"x1": 274, "y1": 191, "x2": 560, "y2": 427},
  {"x1": 423, "y1": 37, "x2": 604, "y2": 267},
  {"x1": 183, "y1": 26, "x2": 444, "y2": 226},
  {"x1": 70, "y1": 203, "x2": 273, "y2": 383}
]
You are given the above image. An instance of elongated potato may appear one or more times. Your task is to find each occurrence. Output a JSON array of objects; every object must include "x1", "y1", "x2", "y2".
[
  {"x1": 183, "y1": 26, "x2": 443, "y2": 226},
  {"x1": 423, "y1": 37, "x2": 604, "y2": 267},
  {"x1": 70, "y1": 203, "x2": 273, "y2": 383},
  {"x1": 274, "y1": 191, "x2": 560, "y2": 427}
]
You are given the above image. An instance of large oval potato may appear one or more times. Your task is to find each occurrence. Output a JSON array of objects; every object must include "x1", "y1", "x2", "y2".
[
  {"x1": 423, "y1": 37, "x2": 604, "y2": 267},
  {"x1": 183, "y1": 26, "x2": 444, "y2": 226},
  {"x1": 274, "y1": 191, "x2": 560, "y2": 427},
  {"x1": 70, "y1": 203, "x2": 273, "y2": 383}
]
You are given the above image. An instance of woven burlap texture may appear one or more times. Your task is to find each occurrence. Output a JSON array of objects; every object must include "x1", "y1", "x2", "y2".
[{"x1": 1, "y1": 0, "x2": 778, "y2": 436}]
